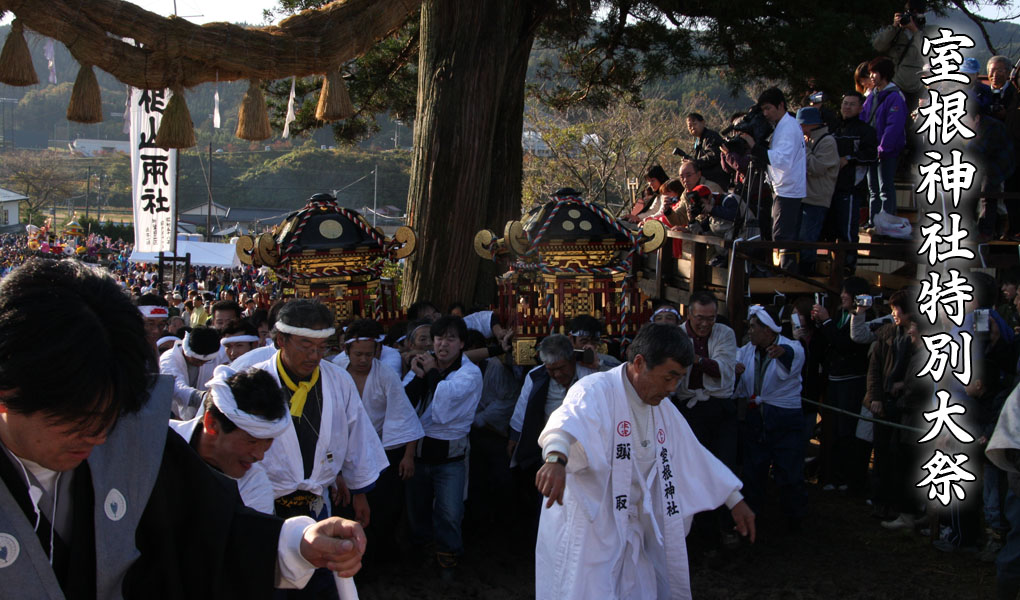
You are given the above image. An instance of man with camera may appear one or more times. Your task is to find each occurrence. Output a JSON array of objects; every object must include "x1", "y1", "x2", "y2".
[
  {"x1": 872, "y1": 1, "x2": 932, "y2": 111},
  {"x1": 677, "y1": 113, "x2": 728, "y2": 189},
  {"x1": 811, "y1": 277, "x2": 873, "y2": 494},
  {"x1": 797, "y1": 106, "x2": 840, "y2": 276},
  {"x1": 744, "y1": 87, "x2": 807, "y2": 272}
]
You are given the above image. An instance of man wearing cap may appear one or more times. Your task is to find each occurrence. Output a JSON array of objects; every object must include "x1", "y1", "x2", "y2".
[
  {"x1": 170, "y1": 366, "x2": 290, "y2": 514},
  {"x1": 744, "y1": 87, "x2": 807, "y2": 272},
  {"x1": 254, "y1": 300, "x2": 388, "y2": 600},
  {"x1": 734, "y1": 305, "x2": 807, "y2": 530},
  {"x1": 160, "y1": 326, "x2": 228, "y2": 420},
  {"x1": 797, "y1": 106, "x2": 840, "y2": 275}
]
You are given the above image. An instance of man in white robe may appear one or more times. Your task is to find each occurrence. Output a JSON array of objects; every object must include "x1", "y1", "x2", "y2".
[
  {"x1": 255, "y1": 300, "x2": 388, "y2": 600},
  {"x1": 170, "y1": 365, "x2": 291, "y2": 514},
  {"x1": 535, "y1": 323, "x2": 755, "y2": 600},
  {"x1": 159, "y1": 326, "x2": 228, "y2": 420}
]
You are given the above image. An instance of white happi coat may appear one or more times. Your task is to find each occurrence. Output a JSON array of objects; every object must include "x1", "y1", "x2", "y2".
[
  {"x1": 255, "y1": 352, "x2": 389, "y2": 499},
  {"x1": 355, "y1": 358, "x2": 424, "y2": 450},
  {"x1": 159, "y1": 343, "x2": 227, "y2": 420},
  {"x1": 536, "y1": 365, "x2": 742, "y2": 600},
  {"x1": 168, "y1": 417, "x2": 276, "y2": 514},
  {"x1": 734, "y1": 335, "x2": 805, "y2": 409},
  {"x1": 672, "y1": 323, "x2": 737, "y2": 406},
  {"x1": 330, "y1": 345, "x2": 403, "y2": 381}
]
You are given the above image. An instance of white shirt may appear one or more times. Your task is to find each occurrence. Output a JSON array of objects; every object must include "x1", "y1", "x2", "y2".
[{"x1": 766, "y1": 112, "x2": 807, "y2": 198}]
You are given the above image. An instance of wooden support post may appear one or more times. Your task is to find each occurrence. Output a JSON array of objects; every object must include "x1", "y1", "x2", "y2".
[
  {"x1": 727, "y1": 244, "x2": 747, "y2": 340},
  {"x1": 691, "y1": 240, "x2": 707, "y2": 294},
  {"x1": 654, "y1": 247, "x2": 664, "y2": 298}
]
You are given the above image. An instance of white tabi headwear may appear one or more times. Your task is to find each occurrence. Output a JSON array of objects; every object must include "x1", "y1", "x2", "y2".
[
  {"x1": 157, "y1": 335, "x2": 181, "y2": 348},
  {"x1": 206, "y1": 365, "x2": 291, "y2": 439},
  {"x1": 748, "y1": 305, "x2": 781, "y2": 333},
  {"x1": 138, "y1": 305, "x2": 169, "y2": 319},
  {"x1": 220, "y1": 334, "x2": 260, "y2": 346},
  {"x1": 650, "y1": 306, "x2": 680, "y2": 322},
  {"x1": 182, "y1": 332, "x2": 220, "y2": 362},
  {"x1": 274, "y1": 321, "x2": 335, "y2": 339},
  {"x1": 344, "y1": 334, "x2": 386, "y2": 345},
  {"x1": 568, "y1": 329, "x2": 600, "y2": 339}
]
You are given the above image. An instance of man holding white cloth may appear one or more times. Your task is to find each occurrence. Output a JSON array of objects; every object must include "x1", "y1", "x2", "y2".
[
  {"x1": 534, "y1": 323, "x2": 755, "y2": 600},
  {"x1": 735, "y1": 305, "x2": 807, "y2": 530}
]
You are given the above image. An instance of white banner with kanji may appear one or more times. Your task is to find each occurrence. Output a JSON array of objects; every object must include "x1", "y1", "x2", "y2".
[{"x1": 129, "y1": 88, "x2": 177, "y2": 253}]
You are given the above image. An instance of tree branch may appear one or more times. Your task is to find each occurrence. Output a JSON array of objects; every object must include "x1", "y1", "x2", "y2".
[
  {"x1": 949, "y1": 0, "x2": 998, "y2": 55},
  {"x1": 0, "y1": 0, "x2": 421, "y2": 89}
]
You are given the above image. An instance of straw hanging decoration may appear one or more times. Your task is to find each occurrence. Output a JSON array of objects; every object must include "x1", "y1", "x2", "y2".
[
  {"x1": 315, "y1": 70, "x2": 354, "y2": 122},
  {"x1": 66, "y1": 63, "x2": 103, "y2": 123},
  {"x1": 155, "y1": 89, "x2": 196, "y2": 149},
  {"x1": 236, "y1": 78, "x2": 272, "y2": 140},
  {"x1": 0, "y1": 20, "x2": 38, "y2": 86}
]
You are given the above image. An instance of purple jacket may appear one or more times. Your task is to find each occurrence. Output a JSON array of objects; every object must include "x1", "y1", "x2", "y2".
[{"x1": 861, "y1": 84, "x2": 907, "y2": 159}]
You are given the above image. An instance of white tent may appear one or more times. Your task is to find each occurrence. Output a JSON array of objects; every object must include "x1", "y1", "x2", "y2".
[{"x1": 129, "y1": 240, "x2": 241, "y2": 268}]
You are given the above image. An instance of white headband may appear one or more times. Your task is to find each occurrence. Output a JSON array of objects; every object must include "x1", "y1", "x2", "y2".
[
  {"x1": 748, "y1": 305, "x2": 781, "y2": 333},
  {"x1": 207, "y1": 365, "x2": 291, "y2": 439},
  {"x1": 182, "y1": 332, "x2": 220, "y2": 362},
  {"x1": 569, "y1": 330, "x2": 599, "y2": 339},
  {"x1": 139, "y1": 305, "x2": 169, "y2": 318},
  {"x1": 274, "y1": 321, "x2": 336, "y2": 339},
  {"x1": 221, "y1": 335, "x2": 260, "y2": 346},
  {"x1": 344, "y1": 335, "x2": 385, "y2": 345},
  {"x1": 650, "y1": 307, "x2": 680, "y2": 321},
  {"x1": 157, "y1": 335, "x2": 180, "y2": 348}
]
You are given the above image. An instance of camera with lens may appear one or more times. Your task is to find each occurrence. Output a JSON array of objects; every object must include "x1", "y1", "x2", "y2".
[
  {"x1": 574, "y1": 347, "x2": 596, "y2": 364},
  {"x1": 672, "y1": 146, "x2": 691, "y2": 159},
  {"x1": 721, "y1": 104, "x2": 772, "y2": 154},
  {"x1": 854, "y1": 294, "x2": 873, "y2": 308},
  {"x1": 897, "y1": 11, "x2": 925, "y2": 27}
]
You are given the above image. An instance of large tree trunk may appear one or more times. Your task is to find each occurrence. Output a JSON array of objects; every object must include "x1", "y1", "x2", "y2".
[{"x1": 402, "y1": 0, "x2": 546, "y2": 308}]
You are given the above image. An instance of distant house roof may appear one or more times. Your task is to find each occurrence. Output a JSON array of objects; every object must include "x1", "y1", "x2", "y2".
[
  {"x1": 0, "y1": 187, "x2": 28, "y2": 203},
  {"x1": 181, "y1": 201, "x2": 229, "y2": 216}
]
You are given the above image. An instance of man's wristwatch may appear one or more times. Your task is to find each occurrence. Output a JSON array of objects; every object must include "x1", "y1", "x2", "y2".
[{"x1": 545, "y1": 454, "x2": 567, "y2": 467}]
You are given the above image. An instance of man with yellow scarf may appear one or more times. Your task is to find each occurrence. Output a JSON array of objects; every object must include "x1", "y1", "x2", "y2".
[{"x1": 253, "y1": 299, "x2": 388, "y2": 600}]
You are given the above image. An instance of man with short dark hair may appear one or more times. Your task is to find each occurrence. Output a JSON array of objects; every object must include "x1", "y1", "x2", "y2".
[
  {"x1": 534, "y1": 323, "x2": 754, "y2": 599},
  {"x1": 684, "y1": 112, "x2": 728, "y2": 188},
  {"x1": 170, "y1": 366, "x2": 290, "y2": 513},
  {"x1": 566, "y1": 314, "x2": 622, "y2": 370},
  {"x1": 403, "y1": 315, "x2": 483, "y2": 577},
  {"x1": 0, "y1": 258, "x2": 367, "y2": 600},
  {"x1": 211, "y1": 300, "x2": 243, "y2": 331},
  {"x1": 830, "y1": 91, "x2": 877, "y2": 273},
  {"x1": 745, "y1": 87, "x2": 806, "y2": 271}
]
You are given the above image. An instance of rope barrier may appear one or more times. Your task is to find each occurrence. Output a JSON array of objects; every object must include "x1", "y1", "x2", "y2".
[{"x1": 798, "y1": 396, "x2": 927, "y2": 434}]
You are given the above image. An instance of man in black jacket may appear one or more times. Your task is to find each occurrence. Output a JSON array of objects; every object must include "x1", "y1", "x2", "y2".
[
  {"x1": 684, "y1": 113, "x2": 729, "y2": 189},
  {"x1": 828, "y1": 92, "x2": 877, "y2": 274},
  {"x1": 811, "y1": 277, "x2": 874, "y2": 493}
]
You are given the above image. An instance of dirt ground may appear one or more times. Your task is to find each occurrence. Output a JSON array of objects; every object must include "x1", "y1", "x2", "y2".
[{"x1": 354, "y1": 480, "x2": 996, "y2": 600}]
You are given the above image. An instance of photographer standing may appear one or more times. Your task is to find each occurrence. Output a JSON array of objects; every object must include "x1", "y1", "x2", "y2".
[
  {"x1": 744, "y1": 88, "x2": 806, "y2": 272},
  {"x1": 871, "y1": 1, "x2": 933, "y2": 112}
]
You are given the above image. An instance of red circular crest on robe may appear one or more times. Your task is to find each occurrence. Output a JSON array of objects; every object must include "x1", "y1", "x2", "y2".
[
  {"x1": 657, "y1": 429, "x2": 666, "y2": 444},
  {"x1": 617, "y1": 421, "x2": 632, "y2": 437}
]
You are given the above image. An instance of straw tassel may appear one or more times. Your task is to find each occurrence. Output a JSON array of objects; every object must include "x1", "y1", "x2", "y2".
[
  {"x1": 315, "y1": 70, "x2": 354, "y2": 122},
  {"x1": 236, "y1": 78, "x2": 272, "y2": 140},
  {"x1": 155, "y1": 89, "x2": 196, "y2": 149},
  {"x1": 66, "y1": 64, "x2": 103, "y2": 123},
  {"x1": 0, "y1": 20, "x2": 38, "y2": 86}
]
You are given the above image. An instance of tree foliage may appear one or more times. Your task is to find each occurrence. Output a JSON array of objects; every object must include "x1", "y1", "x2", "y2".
[{"x1": 0, "y1": 150, "x2": 82, "y2": 223}]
